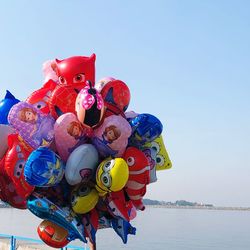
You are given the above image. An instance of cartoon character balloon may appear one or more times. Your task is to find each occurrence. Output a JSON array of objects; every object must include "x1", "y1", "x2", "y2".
[
  {"x1": 92, "y1": 115, "x2": 131, "y2": 158},
  {"x1": 48, "y1": 54, "x2": 96, "y2": 119},
  {"x1": 143, "y1": 135, "x2": 172, "y2": 171},
  {"x1": 0, "y1": 52, "x2": 172, "y2": 247},
  {"x1": 8, "y1": 102, "x2": 55, "y2": 149},
  {"x1": 123, "y1": 147, "x2": 150, "y2": 210},
  {"x1": 0, "y1": 90, "x2": 20, "y2": 124},
  {"x1": 54, "y1": 113, "x2": 92, "y2": 162},
  {"x1": 75, "y1": 81, "x2": 104, "y2": 128},
  {"x1": 4, "y1": 134, "x2": 34, "y2": 199},
  {"x1": 95, "y1": 158, "x2": 129, "y2": 196},
  {"x1": 0, "y1": 157, "x2": 27, "y2": 209},
  {"x1": 71, "y1": 184, "x2": 99, "y2": 214},
  {"x1": 52, "y1": 54, "x2": 96, "y2": 86}
]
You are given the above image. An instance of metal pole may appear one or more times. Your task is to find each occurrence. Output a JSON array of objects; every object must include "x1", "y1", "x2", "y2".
[{"x1": 10, "y1": 236, "x2": 16, "y2": 250}]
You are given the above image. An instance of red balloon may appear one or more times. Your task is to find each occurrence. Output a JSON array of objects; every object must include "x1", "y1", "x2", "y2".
[
  {"x1": 0, "y1": 156, "x2": 27, "y2": 209},
  {"x1": 49, "y1": 83, "x2": 85, "y2": 119},
  {"x1": 123, "y1": 147, "x2": 150, "y2": 211},
  {"x1": 101, "y1": 80, "x2": 130, "y2": 118},
  {"x1": 105, "y1": 190, "x2": 133, "y2": 222},
  {"x1": 52, "y1": 54, "x2": 96, "y2": 86},
  {"x1": 26, "y1": 80, "x2": 57, "y2": 114},
  {"x1": 37, "y1": 220, "x2": 70, "y2": 248},
  {"x1": 82, "y1": 208, "x2": 99, "y2": 244},
  {"x1": 4, "y1": 134, "x2": 34, "y2": 198}
]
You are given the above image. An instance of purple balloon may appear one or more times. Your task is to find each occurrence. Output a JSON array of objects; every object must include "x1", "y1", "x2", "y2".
[{"x1": 8, "y1": 102, "x2": 55, "y2": 149}]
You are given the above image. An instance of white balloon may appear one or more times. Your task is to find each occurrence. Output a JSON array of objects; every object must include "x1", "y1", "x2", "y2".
[{"x1": 65, "y1": 144, "x2": 99, "y2": 185}]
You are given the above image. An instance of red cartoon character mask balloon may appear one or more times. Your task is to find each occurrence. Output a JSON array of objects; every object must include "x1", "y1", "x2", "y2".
[
  {"x1": 49, "y1": 54, "x2": 96, "y2": 119},
  {"x1": 52, "y1": 54, "x2": 96, "y2": 86}
]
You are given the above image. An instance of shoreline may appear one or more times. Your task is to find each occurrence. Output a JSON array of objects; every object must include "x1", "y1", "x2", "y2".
[
  {"x1": 1, "y1": 204, "x2": 250, "y2": 212},
  {"x1": 145, "y1": 205, "x2": 250, "y2": 211}
]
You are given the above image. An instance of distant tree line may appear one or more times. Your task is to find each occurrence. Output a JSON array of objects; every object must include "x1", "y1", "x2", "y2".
[{"x1": 143, "y1": 199, "x2": 213, "y2": 207}]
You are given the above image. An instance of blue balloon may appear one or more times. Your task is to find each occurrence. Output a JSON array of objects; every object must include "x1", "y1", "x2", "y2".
[
  {"x1": 0, "y1": 90, "x2": 20, "y2": 124},
  {"x1": 128, "y1": 113, "x2": 163, "y2": 147},
  {"x1": 111, "y1": 217, "x2": 136, "y2": 244},
  {"x1": 27, "y1": 192, "x2": 87, "y2": 243},
  {"x1": 24, "y1": 147, "x2": 65, "y2": 187}
]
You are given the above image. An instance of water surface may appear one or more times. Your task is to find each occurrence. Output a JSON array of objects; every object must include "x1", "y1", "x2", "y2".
[{"x1": 0, "y1": 207, "x2": 250, "y2": 249}]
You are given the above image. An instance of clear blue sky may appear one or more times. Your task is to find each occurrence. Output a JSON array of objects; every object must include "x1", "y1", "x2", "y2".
[{"x1": 0, "y1": 0, "x2": 249, "y2": 206}]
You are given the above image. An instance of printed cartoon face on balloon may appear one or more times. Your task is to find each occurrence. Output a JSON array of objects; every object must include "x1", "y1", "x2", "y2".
[
  {"x1": 24, "y1": 147, "x2": 65, "y2": 187},
  {"x1": 54, "y1": 113, "x2": 92, "y2": 162},
  {"x1": 67, "y1": 121, "x2": 83, "y2": 139},
  {"x1": 8, "y1": 102, "x2": 55, "y2": 149},
  {"x1": 71, "y1": 184, "x2": 99, "y2": 214},
  {"x1": 95, "y1": 158, "x2": 129, "y2": 196},
  {"x1": 19, "y1": 108, "x2": 36, "y2": 122},
  {"x1": 75, "y1": 81, "x2": 105, "y2": 128},
  {"x1": 142, "y1": 135, "x2": 172, "y2": 183},
  {"x1": 26, "y1": 80, "x2": 57, "y2": 114},
  {"x1": 92, "y1": 115, "x2": 131, "y2": 158},
  {"x1": 103, "y1": 125, "x2": 121, "y2": 143},
  {"x1": 52, "y1": 54, "x2": 96, "y2": 86},
  {"x1": 123, "y1": 147, "x2": 150, "y2": 210},
  {"x1": 48, "y1": 54, "x2": 96, "y2": 119}
]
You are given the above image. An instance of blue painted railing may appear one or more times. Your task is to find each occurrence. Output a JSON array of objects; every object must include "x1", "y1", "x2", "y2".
[{"x1": 0, "y1": 233, "x2": 87, "y2": 250}]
